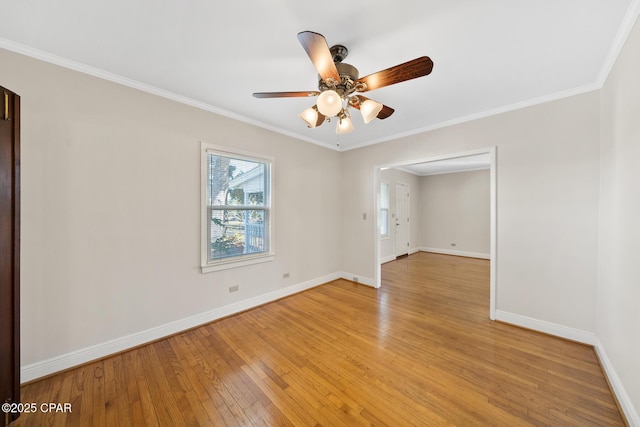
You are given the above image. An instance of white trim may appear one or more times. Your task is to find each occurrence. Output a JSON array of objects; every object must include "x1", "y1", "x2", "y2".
[
  {"x1": 339, "y1": 272, "x2": 376, "y2": 288},
  {"x1": 379, "y1": 255, "x2": 396, "y2": 264},
  {"x1": 0, "y1": 37, "x2": 339, "y2": 152},
  {"x1": 345, "y1": 0, "x2": 640, "y2": 153},
  {"x1": 342, "y1": 84, "x2": 601, "y2": 152},
  {"x1": 0, "y1": 37, "x2": 585, "y2": 154},
  {"x1": 489, "y1": 147, "x2": 497, "y2": 320},
  {"x1": 379, "y1": 247, "x2": 422, "y2": 265},
  {"x1": 594, "y1": 339, "x2": 640, "y2": 427},
  {"x1": 377, "y1": 148, "x2": 497, "y2": 171},
  {"x1": 494, "y1": 310, "x2": 598, "y2": 345},
  {"x1": 596, "y1": 0, "x2": 640, "y2": 86},
  {"x1": 4, "y1": 0, "x2": 640, "y2": 157},
  {"x1": 496, "y1": 310, "x2": 639, "y2": 425},
  {"x1": 374, "y1": 168, "x2": 383, "y2": 288},
  {"x1": 340, "y1": 0, "x2": 637, "y2": 156},
  {"x1": 201, "y1": 254, "x2": 274, "y2": 273},
  {"x1": 21, "y1": 271, "x2": 341, "y2": 383},
  {"x1": 398, "y1": 165, "x2": 490, "y2": 177},
  {"x1": 420, "y1": 247, "x2": 490, "y2": 260}
]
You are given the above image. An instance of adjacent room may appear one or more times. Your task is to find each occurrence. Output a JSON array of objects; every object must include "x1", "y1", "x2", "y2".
[{"x1": 1, "y1": 1, "x2": 639, "y2": 425}]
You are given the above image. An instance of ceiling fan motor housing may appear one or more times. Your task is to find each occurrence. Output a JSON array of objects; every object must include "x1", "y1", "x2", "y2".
[
  {"x1": 318, "y1": 61, "x2": 360, "y2": 97},
  {"x1": 330, "y1": 44, "x2": 349, "y2": 62}
]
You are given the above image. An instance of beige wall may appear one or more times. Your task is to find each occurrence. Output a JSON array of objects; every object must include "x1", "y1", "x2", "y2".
[
  {"x1": 342, "y1": 91, "x2": 601, "y2": 333},
  {"x1": 1, "y1": 48, "x2": 343, "y2": 371},
  {"x1": 598, "y1": 11, "x2": 640, "y2": 420},
  {"x1": 3, "y1": 16, "x2": 639, "y2": 417},
  {"x1": 419, "y1": 169, "x2": 490, "y2": 257}
]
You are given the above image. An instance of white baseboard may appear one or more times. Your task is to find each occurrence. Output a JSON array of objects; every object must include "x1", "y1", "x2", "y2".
[
  {"x1": 21, "y1": 272, "x2": 342, "y2": 383},
  {"x1": 420, "y1": 247, "x2": 490, "y2": 260},
  {"x1": 495, "y1": 310, "x2": 638, "y2": 425},
  {"x1": 25, "y1": 276, "x2": 636, "y2": 426},
  {"x1": 379, "y1": 248, "x2": 420, "y2": 265},
  {"x1": 494, "y1": 310, "x2": 598, "y2": 345},
  {"x1": 340, "y1": 272, "x2": 376, "y2": 288},
  {"x1": 593, "y1": 339, "x2": 640, "y2": 427},
  {"x1": 380, "y1": 255, "x2": 396, "y2": 264}
]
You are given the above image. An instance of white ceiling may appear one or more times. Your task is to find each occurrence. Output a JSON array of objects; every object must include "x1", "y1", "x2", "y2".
[{"x1": 1, "y1": 1, "x2": 638, "y2": 151}]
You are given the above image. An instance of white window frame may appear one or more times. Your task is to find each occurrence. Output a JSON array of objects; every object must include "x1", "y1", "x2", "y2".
[{"x1": 200, "y1": 142, "x2": 275, "y2": 273}]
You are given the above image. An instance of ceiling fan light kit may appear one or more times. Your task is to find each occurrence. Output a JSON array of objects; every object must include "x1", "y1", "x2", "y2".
[
  {"x1": 337, "y1": 111, "x2": 354, "y2": 135},
  {"x1": 316, "y1": 90, "x2": 343, "y2": 117},
  {"x1": 299, "y1": 106, "x2": 319, "y2": 128},
  {"x1": 253, "y1": 31, "x2": 433, "y2": 135},
  {"x1": 360, "y1": 99, "x2": 384, "y2": 124}
]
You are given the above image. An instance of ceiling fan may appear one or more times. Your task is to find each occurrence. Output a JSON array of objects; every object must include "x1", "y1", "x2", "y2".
[{"x1": 253, "y1": 31, "x2": 434, "y2": 134}]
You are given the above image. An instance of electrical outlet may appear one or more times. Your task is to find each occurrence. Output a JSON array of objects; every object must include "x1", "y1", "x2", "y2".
[
  {"x1": 451, "y1": 243, "x2": 457, "y2": 247},
  {"x1": 283, "y1": 272, "x2": 290, "y2": 279},
  {"x1": 362, "y1": 213, "x2": 367, "y2": 220},
  {"x1": 228, "y1": 285, "x2": 239, "y2": 293}
]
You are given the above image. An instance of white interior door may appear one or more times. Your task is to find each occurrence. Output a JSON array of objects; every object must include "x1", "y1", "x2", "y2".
[{"x1": 395, "y1": 183, "x2": 410, "y2": 257}]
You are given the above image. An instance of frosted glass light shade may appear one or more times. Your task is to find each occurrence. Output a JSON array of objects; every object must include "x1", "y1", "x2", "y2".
[
  {"x1": 317, "y1": 90, "x2": 343, "y2": 116},
  {"x1": 336, "y1": 116, "x2": 354, "y2": 134},
  {"x1": 299, "y1": 106, "x2": 319, "y2": 128},
  {"x1": 360, "y1": 99, "x2": 383, "y2": 124}
]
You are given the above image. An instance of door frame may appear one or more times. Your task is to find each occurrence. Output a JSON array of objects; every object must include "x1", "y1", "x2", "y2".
[
  {"x1": 373, "y1": 146, "x2": 497, "y2": 320},
  {"x1": 0, "y1": 86, "x2": 20, "y2": 423}
]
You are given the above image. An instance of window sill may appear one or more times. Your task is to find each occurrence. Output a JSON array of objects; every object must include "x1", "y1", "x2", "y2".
[{"x1": 201, "y1": 253, "x2": 275, "y2": 273}]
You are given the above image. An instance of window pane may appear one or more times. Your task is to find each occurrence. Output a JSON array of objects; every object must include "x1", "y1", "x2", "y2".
[
  {"x1": 380, "y1": 182, "x2": 390, "y2": 236},
  {"x1": 380, "y1": 182, "x2": 389, "y2": 209},
  {"x1": 209, "y1": 209, "x2": 267, "y2": 260},
  {"x1": 380, "y1": 209, "x2": 389, "y2": 236},
  {"x1": 208, "y1": 154, "x2": 266, "y2": 207}
]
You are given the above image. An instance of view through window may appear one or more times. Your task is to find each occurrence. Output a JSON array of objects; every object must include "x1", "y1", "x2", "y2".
[
  {"x1": 380, "y1": 182, "x2": 390, "y2": 237},
  {"x1": 205, "y1": 149, "x2": 271, "y2": 266}
]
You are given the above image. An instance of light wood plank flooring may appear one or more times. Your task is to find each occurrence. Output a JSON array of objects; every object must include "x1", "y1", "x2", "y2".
[{"x1": 13, "y1": 252, "x2": 625, "y2": 426}]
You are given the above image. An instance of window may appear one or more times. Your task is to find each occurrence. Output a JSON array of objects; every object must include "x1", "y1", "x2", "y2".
[
  {"x1": 380, "y1": 182, "x2": 390, "y2": 237},
  {"x1": 201, "y1": 143, "x2": 273, "y2": 272}
]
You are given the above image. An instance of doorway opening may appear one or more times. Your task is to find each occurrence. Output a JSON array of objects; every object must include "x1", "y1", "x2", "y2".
[{"x1": 373, "y1": 147, "x2": 497, "y2": 319}]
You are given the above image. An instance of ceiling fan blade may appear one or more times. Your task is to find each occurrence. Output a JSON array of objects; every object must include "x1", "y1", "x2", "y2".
[
  {"x1": 253, "y1": 91, "x2": 319, "y2": 98},
  {"x1": 297, "y1": 31, "x2": 341, "y2": 83},
  {"x1": 351, "y1": 96, "x2": 395, "y2": 120},
  {"x1": 355, "y1": 56, "x2": 433, "y2": 92},
  {"x1": 314, "y1": 111, "x2": 326, "y2": 127},
  {"x1": 374, "y1": 103, "x2": 394, "y2": 120}
]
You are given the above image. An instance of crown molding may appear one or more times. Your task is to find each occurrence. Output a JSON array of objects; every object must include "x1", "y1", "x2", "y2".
[
  {"x1": 0, "y1": 37, "x2": 339, "y2": 152},
  {"x1": 597, "y1": 0, "x2": 640, "y2": 86},
  {"x1": 2, "y1": 2, "x2": 639, "y2": 153}
]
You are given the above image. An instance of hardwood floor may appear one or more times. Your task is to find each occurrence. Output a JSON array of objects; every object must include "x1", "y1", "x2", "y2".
[{"x1": 13, "y1": 252, "x2": 625, "y2": 426}]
